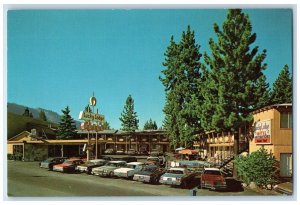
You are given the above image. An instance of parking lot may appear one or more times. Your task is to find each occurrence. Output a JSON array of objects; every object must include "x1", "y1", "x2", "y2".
[{"x1": 6, "y1": 160, "x2": 280, "y2": 197}]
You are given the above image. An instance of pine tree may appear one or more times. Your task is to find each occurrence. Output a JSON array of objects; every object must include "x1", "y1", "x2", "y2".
[
  {"x1": 271, "y1": 64, "x2": 292, "y2": 104},
  {"x1": 39, "y1": 109, "x2": 47, "y2": 121},
  {"x1": 144, "y1": 119, "x2": 158, "y2": 130},
  {"x1": 160, "y1": 25, "x2": 204, "y2": 148},
  {"x1": 202, "y1": 9, "x2": 268, "y2": 133},
  {"x1": 201, "y1": 9, "x2": 269, "y2": 171},
  {"x1": 56, "y1": 106, "x2": 77, "y2": 139},
  {"x1": 119, "y1": 95, "x2": 139, "y2": 132}
]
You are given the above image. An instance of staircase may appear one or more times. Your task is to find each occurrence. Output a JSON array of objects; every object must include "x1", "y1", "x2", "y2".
[{"x1": 217, "y1": 145, "x2": 249, "y2": 177}]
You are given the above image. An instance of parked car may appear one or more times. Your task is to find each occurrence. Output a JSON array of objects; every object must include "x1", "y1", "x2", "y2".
[
  {"x1": 104, "y1": 148, "x2": 115, "y2": 154},
  {"x1": 145, "y1": 156, "x2": 165, "y2": 167},
  {"x1": 116, "y1": 149, "x2": 125, "y2": 155},
  {"x1": 91, "y1": 161, "x2": 127, "y2": 177},
  {"x1": 133, "y1": 164, "x2": 166, "y2": 184},
  {"x1": 52, "y1": 159, "x2": 84, "y2": 173},
  {"x1": 199, "y1": 168, "x2": 227, "y2": 190},
  {"x1": 75, "y1": 159, "x2": 107, "y2": 174},
  {"x1": 114, "y1": 162, "x2": 144, "y2": 179},
  {"x1": 39, "y1": 157, "x2": 67, "y2": 171},
  {"x1": 159, "y1": 167, "x2": 197, "y2": 188}
]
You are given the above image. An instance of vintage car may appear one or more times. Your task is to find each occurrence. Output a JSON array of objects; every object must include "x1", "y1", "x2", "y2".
[
  {"x1": 39, "y1": 157, "x2": 67, "y2": 171},
  {"x1": 91, "y1": 161, "x2": 126, "y2": 177},
  {"x1": 52, "y1": 159, "x2": 84, "y2": 173},
  {"x1": 113, "y1": 162, "x2": 144, "y2": 179},
  {"x1": 133, "y1": 164, "x2": 166, "y2": 184},
  {"x1": 199, "y1": 168, "x2": 227, "y2": 190},
  {"x1": 75, "y1": 159, "x2": 107, "y2": 174},
  {"x1": 159, "y1": 167, "x2": 197, "y2": 188},
  {"x1": 145, "y1": 156, "x2": 165, "y2": 167}
]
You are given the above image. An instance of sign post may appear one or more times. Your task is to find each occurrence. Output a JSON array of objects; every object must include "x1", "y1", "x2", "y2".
[{"x1": 78, "y1": 93, "x2": 104, "y2": 161}]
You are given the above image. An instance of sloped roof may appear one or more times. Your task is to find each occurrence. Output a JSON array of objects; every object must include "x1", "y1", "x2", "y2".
[
  {"x1": 252, "y1": 103, "x2": 292, "y2": 114},
  {"x1": 8, "y1": 131, "x2": 31, "y2": 141}
]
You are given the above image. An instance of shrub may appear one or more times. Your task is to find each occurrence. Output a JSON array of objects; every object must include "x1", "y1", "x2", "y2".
[{"x1": 234, "y1": 147, "x2": 277, "y2": 188}]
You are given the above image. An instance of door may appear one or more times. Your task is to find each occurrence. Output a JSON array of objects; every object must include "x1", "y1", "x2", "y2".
[{"x1": 280, "y1": 153, "x2": 292, "y2": 177}]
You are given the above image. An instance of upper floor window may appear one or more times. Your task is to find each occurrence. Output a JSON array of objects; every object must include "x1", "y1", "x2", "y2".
[{"x1": 280, "y1": 112, "x2": 292, "y2": 128}]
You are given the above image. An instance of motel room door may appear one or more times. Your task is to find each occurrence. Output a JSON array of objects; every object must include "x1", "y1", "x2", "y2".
[{"x1": 280, "y1": 153, "x2": 292, "y2": 177}]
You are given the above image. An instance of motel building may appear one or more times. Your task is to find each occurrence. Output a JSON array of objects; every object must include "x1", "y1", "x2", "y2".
[
  {"x1": 192, "y1": 103, "x2": 293, "y2": 179},
  {"x1": 250, "y1": 103, "x2": 292, "y2": 178},
  {"x1": 7, "y1": 129, "x2": 170, "y2": 161}
]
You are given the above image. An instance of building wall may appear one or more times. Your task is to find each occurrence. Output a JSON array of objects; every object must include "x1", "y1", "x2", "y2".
[
  {"x1": 250, "y1": 108, "x2": 292, "y2": 160},
  {"x1": 250, "y1": 107, "x2": 293, "y2": 177},
  {"x1": 7, "y1": 144, "x2": 13, "y2": 154}
]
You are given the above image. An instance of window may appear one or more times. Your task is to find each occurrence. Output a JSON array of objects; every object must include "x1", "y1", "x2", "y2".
[{"x1": 280, "y1": 112, "x2": 292, "y2": 128}]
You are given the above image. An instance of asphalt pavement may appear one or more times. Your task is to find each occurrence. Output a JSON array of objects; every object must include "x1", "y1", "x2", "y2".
[{"x1": 6, "y1": 160, "x2": 281, "y2": 198}]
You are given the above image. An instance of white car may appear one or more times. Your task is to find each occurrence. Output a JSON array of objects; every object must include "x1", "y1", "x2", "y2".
[{"x1": 114, "y1": 162, "x2": 144, "y2": 179}]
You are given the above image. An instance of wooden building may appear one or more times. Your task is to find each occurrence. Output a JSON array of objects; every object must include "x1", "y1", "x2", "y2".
[{"x1": 7, "y1": 129, "x2": 170, "y2": 161}]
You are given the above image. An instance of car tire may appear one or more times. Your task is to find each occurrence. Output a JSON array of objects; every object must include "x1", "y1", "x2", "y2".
[
  {"x1": 109, "y1": 172, "x2": 114, "y2": 178},
  {"x1": 48, "y1": 165, "x2": 53, "y2": 171}
]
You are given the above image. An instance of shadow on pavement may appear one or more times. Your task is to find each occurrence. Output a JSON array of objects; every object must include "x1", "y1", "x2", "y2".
[{"x1": 223, "y1": 178, "x2": 244, "y2": 192}]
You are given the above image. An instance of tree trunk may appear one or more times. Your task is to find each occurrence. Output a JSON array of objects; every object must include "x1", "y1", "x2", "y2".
[{"x1": 233, "y1": 130, "x2": 239, "y2": 178}]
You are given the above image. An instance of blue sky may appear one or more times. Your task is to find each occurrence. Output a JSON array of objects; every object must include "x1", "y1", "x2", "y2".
[{"x1": 7, "y1": 9, "x2": 293, "y2": 129}]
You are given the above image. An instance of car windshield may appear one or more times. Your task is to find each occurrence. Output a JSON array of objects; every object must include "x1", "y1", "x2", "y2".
[
  {"x1": 106, "y1": 163, "x2": 118, "y2": 167},
  {"x1": 167, "y1": 170, "x2": 184, "y2": 174},
  {"x1": 204, "y1": 170, "x2": 221, "y2": 175},
  {"x1": 126, "y1": 164, "x2": 136, "y2": 169}
]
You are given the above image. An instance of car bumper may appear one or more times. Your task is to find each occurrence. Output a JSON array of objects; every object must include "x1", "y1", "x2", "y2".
[
  {"x1": 201, "y1": 182, "x2": 227, "y2": 190},
  {"x1": 53, "y1": 167, "x2": 64, "y2": 172},
  {"x1": 159, "y1": 178, "x2": 181, "y2": 186},
  {"x1": 114, "y1": 172, "x2": 128, "y2": 178},
  {"x1": 40, "y1": 164, "x2": 49, "y2": 169},
  {"x1": 92, "y1": 170, "x2": 110, "y2": 176},
  {"x1": 133, "y1": 175, "x2": 151, "y2": 183},
  {"x1": 76, "y1": 167, "x2": 87, "y2": 173}
]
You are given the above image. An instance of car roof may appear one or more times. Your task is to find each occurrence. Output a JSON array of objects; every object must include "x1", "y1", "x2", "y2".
[
  {"x1": 169, "y1": 167, "x2": 185, "y2": 171},
  {"x1": 108, "y1": 160, "x2": 126, "y2": 163},
  {"x1": 89, "y1": 159, "x2": 106, "y2": 162},
  {"x1": 204, "y1": 168, "x2": 220, "y2": 171},
  {"x1": 127, "y1": 162, "x2": 143, "y2": 165}
]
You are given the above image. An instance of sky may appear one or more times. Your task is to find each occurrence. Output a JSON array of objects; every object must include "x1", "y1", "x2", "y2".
[{"x1": 7, "y1": 9, "x2": 293, "y2": 129}]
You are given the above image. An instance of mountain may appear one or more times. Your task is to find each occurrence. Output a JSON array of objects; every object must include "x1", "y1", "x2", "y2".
[{"x1": 7, "y1": 102, "x2": 80, "y2": 127}]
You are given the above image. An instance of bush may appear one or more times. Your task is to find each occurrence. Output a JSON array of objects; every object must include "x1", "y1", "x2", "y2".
[{"x1": 234, "y1": 147, "x2": 277, "y2": 188}]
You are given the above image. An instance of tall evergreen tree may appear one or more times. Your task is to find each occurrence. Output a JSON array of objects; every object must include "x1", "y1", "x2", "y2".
[
  {"x1": 271, "y1": 64, "x2": 292, "y2": 104},
  {"x1": 160, "y1": 25, "x2": 204, "y2": 148},
  {"x1": 119, "y1": 95, "x2": 139, "y2": 132},
  {"x1": 56, "y1": 106, "x2": 77, "y2": 139},
  {"x1": 39, "y1": 109, "x2": 47, "y2": 121},
  {"x1": 144, "y1": 119, "x2": 158, "y2": 130},
  {"x1": 201, "y1": 9, "x2": 268, "y2": 156}
]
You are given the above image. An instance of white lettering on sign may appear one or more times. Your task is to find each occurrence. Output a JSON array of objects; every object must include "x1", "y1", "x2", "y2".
[
  {"x1": 254, "y1": 120, "x2": 271, "y2": 144},
  {"x1": 78, "y1": 111, "x2": 104, "y2": 122}
]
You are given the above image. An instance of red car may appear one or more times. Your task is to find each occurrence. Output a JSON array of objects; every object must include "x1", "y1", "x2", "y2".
[
  {"x1": 52, "y1": 159, "x2": 84, "y2": 173},
  {"x1": 199, "y1": 168, "x2": 227, "y2": 190}
]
